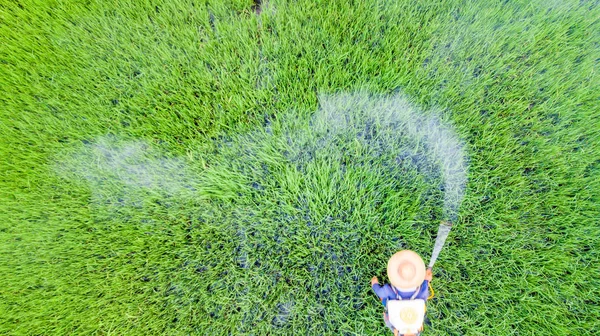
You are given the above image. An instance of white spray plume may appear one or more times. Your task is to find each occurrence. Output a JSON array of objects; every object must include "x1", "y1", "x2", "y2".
[
  {"x1": 58, "y1": 92, "x2": 468, "y2": 224},
  {"x1": 312, "y1": 92, "x2": 468, "y2": 221},
  {"x1": 59, "y1": 136, "x2": 198, "y2": 205}
]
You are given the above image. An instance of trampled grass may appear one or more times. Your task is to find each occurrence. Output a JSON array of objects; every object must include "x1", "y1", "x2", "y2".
[{"x1": 1, "y1": 0, "x2": 599, "y2": 334}]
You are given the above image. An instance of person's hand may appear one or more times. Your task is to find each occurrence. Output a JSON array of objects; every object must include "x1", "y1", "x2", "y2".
[
  {"x1": 371, "y1": 276, "x2": 379, "y2": 286},
  {"x1": 425, "y1": 267, "x2": 433, "y2": 281}
]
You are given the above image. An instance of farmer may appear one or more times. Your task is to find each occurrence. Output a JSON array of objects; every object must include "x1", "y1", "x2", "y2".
[{"x1": 371, "y1": 250, "x2": 433, "y2": 336}]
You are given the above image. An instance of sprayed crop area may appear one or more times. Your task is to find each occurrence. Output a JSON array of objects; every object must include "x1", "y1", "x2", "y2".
[{"x1": 1, "y1": 0, "x2": 599, "y2": 335}]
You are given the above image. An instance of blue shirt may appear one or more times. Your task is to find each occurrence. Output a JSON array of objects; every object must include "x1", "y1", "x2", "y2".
[{"x1": 372, "y1": 281, "x2": 429, "y2": 306}]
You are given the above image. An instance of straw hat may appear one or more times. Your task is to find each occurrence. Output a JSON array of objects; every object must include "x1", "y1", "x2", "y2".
[{"x1": 387, "y1": 250, "x2": 426, "y2": 289}]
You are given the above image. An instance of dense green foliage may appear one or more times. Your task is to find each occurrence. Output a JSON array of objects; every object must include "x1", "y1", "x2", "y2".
[{"x1": 1, "y1": 0, "x2": 598, "y2": 334}]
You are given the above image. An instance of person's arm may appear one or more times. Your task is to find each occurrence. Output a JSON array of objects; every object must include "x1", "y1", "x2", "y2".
[
  {"x1": 371, "y1": 276, "x2": 388, "y2": 300},
  {"x1": 418, "y1": 268, "x2": 433, "y2": 300},
  {"x1": 418, "y1": 280, "x2": 430, "y2": 300}
]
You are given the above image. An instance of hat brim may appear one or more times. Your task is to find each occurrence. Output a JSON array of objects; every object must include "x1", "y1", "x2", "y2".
[{"x1": 387, "y1": 250, "x2": 426, "y2": 289}]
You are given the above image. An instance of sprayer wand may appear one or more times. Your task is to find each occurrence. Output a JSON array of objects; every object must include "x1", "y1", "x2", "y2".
[{"x1": 428, "y1": 221, "x2": 453, "y2": 269}]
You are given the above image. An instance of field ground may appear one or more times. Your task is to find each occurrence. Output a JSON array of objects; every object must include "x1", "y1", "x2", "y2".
[{"x1": 1, "y1": 0, "x2": 599, "y2": 334}]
